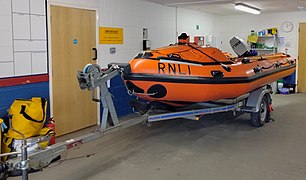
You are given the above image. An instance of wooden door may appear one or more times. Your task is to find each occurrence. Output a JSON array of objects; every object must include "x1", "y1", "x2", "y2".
[
  {"x1": 51, "y1": 6, "x2": 97, "y2": 136},
  {"x1": 298, "y1": 23, "x2": 306, "y2": 92}
]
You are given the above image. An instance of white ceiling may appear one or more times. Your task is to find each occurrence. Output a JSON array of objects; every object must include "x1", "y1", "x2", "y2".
[{"x1": 140, "y1": 0, "x2": 306, "y2": 15}]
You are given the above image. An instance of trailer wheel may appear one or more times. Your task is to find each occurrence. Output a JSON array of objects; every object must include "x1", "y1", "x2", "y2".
[{"x1": 250, "y1": 95, "x2": 269, "y2": 127}]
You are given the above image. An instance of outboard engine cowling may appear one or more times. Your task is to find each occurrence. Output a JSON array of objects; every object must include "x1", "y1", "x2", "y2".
[{"x1": 230, "y1": 36, "x2": 251, "y2": 57}]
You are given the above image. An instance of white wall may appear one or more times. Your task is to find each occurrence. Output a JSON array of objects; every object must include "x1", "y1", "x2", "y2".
[
  {"x1": 2, "y1": 0, "x2": 303, "y2": 78},
  {"x1": 177, "y1": 8, "x2": 220, "y2": 45},
  {"x1": 0, "y1": 0, "x2": 221, "y2": 75},
  {"x1": 98, "y1": 0, "x2": 176, "y2": 68},
  {"x1": 216, "y1": 11, "x2": 306, "y2": 58},
  {"x1": 48, "y1": 0, "x2": 98, "y2": 9},
  {"x1": 97, "y1": 0, "x2": 221, "y2": 68}
]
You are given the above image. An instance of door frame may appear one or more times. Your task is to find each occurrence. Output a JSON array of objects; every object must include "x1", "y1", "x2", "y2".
[
  {"x1": 298, "y1": 22, "x2": 306, "y2": 92},
  {"x1": 47, "y1": 1, "x2": 100, "y2": 124}
]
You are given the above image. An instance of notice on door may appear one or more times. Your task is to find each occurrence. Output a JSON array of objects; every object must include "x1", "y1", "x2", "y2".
[{"x1": 99, "y1": 27, "x2": 123, "y2": 44}]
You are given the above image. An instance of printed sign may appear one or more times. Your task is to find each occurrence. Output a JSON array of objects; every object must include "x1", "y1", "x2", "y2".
[
  {"x1": 99, "y1": 27, "x2": 123, "y2": 44},
  {"x1": 73, "y1": 39, "x2": 78, "y2": 45}
]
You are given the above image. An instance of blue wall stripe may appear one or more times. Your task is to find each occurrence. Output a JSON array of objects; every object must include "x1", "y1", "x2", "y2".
[
  {"x1": 0, "y1": 75, "x2": 134, "y2": 126},
  {"x1": 0, "y1": 82, "x2": 50, "y2": 121}
]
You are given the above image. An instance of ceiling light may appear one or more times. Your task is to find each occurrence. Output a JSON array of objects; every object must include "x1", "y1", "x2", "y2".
[
  {"x1": 298, "y1": 6, "x2": 304, "y2": 10},
  {"x1": 235, "y1": 3, "x2": 261, "y2": 14}
]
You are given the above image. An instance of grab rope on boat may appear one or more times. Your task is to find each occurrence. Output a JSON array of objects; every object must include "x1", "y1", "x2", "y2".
[
  {"x1": 187, "y1": 44, "x2": 232, "y2": 72},
  {"x1": 253, "y1": 59, "x2": 294, "y2": 74}
]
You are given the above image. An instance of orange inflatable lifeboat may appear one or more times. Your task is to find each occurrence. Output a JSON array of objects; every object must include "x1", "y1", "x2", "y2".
[{"x1": 123, "y1": 36, "x2": 296, "y2": 107}]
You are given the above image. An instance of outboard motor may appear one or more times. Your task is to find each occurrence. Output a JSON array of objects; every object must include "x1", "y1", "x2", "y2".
[{"x1": 230, "y1": 36, "x2": 257, "y2": 57}]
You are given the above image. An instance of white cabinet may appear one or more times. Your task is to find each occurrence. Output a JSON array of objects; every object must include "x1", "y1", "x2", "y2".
[
  {"x1": 32, "y1": 52, "x2": 47, "y2": 74},
  {"x1": 14, "y1": 52, "x2": 32, "y2": 76},
  {"x1": 0, "y1": 62, "x2": 14, "y2": 78},
  {"x1": 13, "y1": 14, "x2": 31, "y2": 39},
  {"x1": 0, "y1": 0, "x2": 13, "y2": 63},
  {"x1": 31, "y1": 15, "x2": 46, "y2": 39},
  {"x1": 0, "y1": 47, "x2": 13, "y2": 62},
  {"x1": 12, "y1": 0, "x2": 30, "y2": 14},
  {"x1": 0, "y1": 15, "x2": 12, "y2": 31},
  {"x1": 14, "y1": 40, "x2": 47, "y2": 52},
  {"x1": 0, "y1": 0, "x2": 12, "y2": 16},
  {"x1": 0, "y1": 30, "x2": 12, "y2": 46},
  {"x1": 0, "y1": 0, "x2": 47, "y2": 78},
  {"x1": 30, "y1": 0, "x2": 45, "y2": 15}
]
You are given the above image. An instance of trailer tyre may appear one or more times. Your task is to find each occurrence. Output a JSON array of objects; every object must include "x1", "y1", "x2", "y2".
[{"x1": 250, "y1": 95, "x2": 269, "y2": 127}]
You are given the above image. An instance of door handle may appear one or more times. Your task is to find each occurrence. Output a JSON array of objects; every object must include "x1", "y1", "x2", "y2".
[{"x1": 92, "y1": 48, "x2": 97, "y2": 60}]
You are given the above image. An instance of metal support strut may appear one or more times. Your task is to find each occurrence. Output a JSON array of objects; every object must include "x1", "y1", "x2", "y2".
[{"x1": 77, "y1": 64, "x2": 121, "y2": 129}]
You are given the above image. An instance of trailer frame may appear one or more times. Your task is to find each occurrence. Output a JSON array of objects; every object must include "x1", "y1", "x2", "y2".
[{"x1": 1, "y1": 64, "x2": 273, "y2": 179}]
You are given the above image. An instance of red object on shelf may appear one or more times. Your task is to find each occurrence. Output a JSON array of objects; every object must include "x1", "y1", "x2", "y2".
[{"x1": 46, "y1": 117, "x2": 56, "y2": 145}]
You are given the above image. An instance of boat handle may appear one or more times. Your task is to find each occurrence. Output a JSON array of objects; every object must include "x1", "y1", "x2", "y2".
[
  {"x1": 128, "y1": 90, "x2": 157, "y2": 96},
  {"x1": 167, "y1": 53, "x2": 181, "y2": 59},
  {"x1": 211, "y1": 70, "x2": 224, "y2": 78},
  {"x1": 92, "y1": 48, "x2": 97, "y2": 60}
]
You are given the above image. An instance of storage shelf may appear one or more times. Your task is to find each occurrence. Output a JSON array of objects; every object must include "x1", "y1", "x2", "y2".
[
  {"x1": 254, "y1": 48, "x2": 276, "y2": 51},
  {"x1": 257, "y1": 36, "x2": 275, "y2": 38},
  {"x1": 249, "y1": 33, "x2": 278, "y2": 55}
]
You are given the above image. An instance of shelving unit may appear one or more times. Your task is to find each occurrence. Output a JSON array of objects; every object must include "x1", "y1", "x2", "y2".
[{"x1": 253, "y1": 35, "x2": 278, "y2": 55}]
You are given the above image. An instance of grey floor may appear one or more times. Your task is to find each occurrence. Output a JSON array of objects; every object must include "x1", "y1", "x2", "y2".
[{"x1": 10, "y1": 94, "x2": 306, "y2": 180}]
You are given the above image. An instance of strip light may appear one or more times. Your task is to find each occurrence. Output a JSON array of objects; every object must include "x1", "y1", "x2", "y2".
[{"x1": 235, "y1": 3, "x2": 261, "y2": 14}]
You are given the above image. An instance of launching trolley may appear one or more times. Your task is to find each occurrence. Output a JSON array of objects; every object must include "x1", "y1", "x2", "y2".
[{"x1": 1, "y1": 63, "x2": 273, "y2": 180}]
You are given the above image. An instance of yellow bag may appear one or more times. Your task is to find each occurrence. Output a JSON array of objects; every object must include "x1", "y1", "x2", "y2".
[
  {"x1": 1, "y1": 128, "x2": 54, "y2": 161},
  {"x1": 6, "y1": 97, "x2": 47, "y2": 139},
  {"x1": 1, "y1": 136, "x2": 14, "y2": 161},
  {"x1": 0, "y1": 118, "x2": 3, "y2": 157}
]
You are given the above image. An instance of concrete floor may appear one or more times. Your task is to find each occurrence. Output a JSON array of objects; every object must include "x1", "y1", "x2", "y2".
[{"x1": 10, "y1": 93, "x2": 306, "y2": 180}]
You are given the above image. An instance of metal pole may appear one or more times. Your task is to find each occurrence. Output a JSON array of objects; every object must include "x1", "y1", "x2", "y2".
[
  {"x1": 21, "y1": 139, "x2": 28, "y2": 180},
  {"x1": 9, "y1": 116, "x2": 28, "y2": 180}
]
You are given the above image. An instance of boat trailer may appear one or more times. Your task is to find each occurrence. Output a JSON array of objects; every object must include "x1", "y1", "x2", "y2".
[{"x1": 1, "y1": 63, "x2": 273, "y2": 179}]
